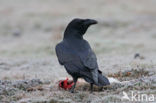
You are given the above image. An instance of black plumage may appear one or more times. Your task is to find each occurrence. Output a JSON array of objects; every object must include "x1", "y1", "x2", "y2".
[{"x1": 55, "y1": 18, "x2": 110, "y2": 93}]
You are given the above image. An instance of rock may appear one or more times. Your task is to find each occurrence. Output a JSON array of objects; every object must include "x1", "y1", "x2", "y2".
[
  {"x1": 134, "y1": 53, "x2": 145, "y2": 59},
  {"x1": 12, "y1": 29, "x2": 21, "y2": 37}
]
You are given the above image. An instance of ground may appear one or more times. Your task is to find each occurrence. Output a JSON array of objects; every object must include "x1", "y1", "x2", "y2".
[{"x1": 0, "y1": 0, "x2": 156, "y2": 103}]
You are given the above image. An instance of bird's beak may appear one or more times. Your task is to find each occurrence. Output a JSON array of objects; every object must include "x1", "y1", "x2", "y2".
[{"x1": 84, "y1": 19, "x2": 98, "y2": 26}]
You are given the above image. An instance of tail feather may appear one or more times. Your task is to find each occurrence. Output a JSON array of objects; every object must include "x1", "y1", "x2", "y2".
[
  {"x1": 83, "y1": 69, "x2": 110, "y2": 86},
  {"x1": 95, "y1": 73, "x2": 110, "y2": 86}
]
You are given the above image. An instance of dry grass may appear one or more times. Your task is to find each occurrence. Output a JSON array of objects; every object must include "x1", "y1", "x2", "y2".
[{"x1": 0, "y1": 0, "x2": 156, "y2": 102}]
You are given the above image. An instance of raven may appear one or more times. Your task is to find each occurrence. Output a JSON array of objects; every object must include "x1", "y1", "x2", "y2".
[{"x1": 55, "y1": 18, "x2": 110, "y2": 93}]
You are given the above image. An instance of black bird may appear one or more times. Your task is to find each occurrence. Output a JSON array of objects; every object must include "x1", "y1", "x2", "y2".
[{"x1": 55, "y1": 18, "x2": 110, "y2": 93}]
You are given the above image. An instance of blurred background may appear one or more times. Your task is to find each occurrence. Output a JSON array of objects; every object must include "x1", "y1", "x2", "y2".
[
  {"x1": 0, "y1": 0, "x2": 156, "y2": 80},
  {"x1": 0, "y1": 0, "x2": 156, "y2": 102}
]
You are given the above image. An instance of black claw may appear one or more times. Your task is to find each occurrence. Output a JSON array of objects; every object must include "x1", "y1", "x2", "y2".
[
  {"x1": 69, "y1": 77, "x2": 78, "y2": 93},
  {"x1": 70, "y1": 90, "x2": 74, "y2": 93},
  {"x1": 90, "y1": 83, "x2": 93, "y2": 93}
]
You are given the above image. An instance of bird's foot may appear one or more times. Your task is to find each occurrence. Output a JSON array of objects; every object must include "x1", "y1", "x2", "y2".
[
  {"x1": 69, "y1": 89, "x2": 78, "y2": 93},
  {"x1": 69, "y1": 89, "x2": 75, "y2": 93},
  {"x1": 98, "y1": 87, "x2": 103, "y2": 91}
]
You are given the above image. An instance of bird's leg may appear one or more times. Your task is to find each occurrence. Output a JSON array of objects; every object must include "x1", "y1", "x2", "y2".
[
  {"x1": 98, "y1": 87, "x2": 103, "y2": 91},
  {"x1": 90, "y1": 83, "x2": 93, "y2": 93},
  {"x1": 70, "y1": 77, "x2": 78, "y2": 93}
]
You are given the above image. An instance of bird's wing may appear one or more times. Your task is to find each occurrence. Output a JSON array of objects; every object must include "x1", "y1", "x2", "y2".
[
  {"x1": 56, "y1": 41, "x2": 100, "y2": 71},
  {"x1": 80, "y1": 48, "x2": 98, "y2": 70},
  {"x1": 55, "y1": 43, "x2": 79, "y2": 65},
  {"x1": 55, "y1": 43, "x2": 64, "y2": 65}
]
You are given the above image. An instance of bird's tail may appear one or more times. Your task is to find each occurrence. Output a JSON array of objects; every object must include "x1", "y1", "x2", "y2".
[
  {"x1": 95, "y1": 72, "x2": 110, "y2": 86},
  {"x1": 83, "y1": 69, "x2": 110, "y2": 86}
]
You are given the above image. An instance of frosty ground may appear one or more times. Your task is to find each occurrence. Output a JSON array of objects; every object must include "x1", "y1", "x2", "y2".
[{"x1": 0, "y1": 0, "x2": 156, "y2": 102}]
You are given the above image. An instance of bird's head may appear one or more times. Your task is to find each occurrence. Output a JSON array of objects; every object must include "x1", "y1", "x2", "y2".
[{"x1": 64, "y1": 18, "x2": 98, "y2": 39}]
